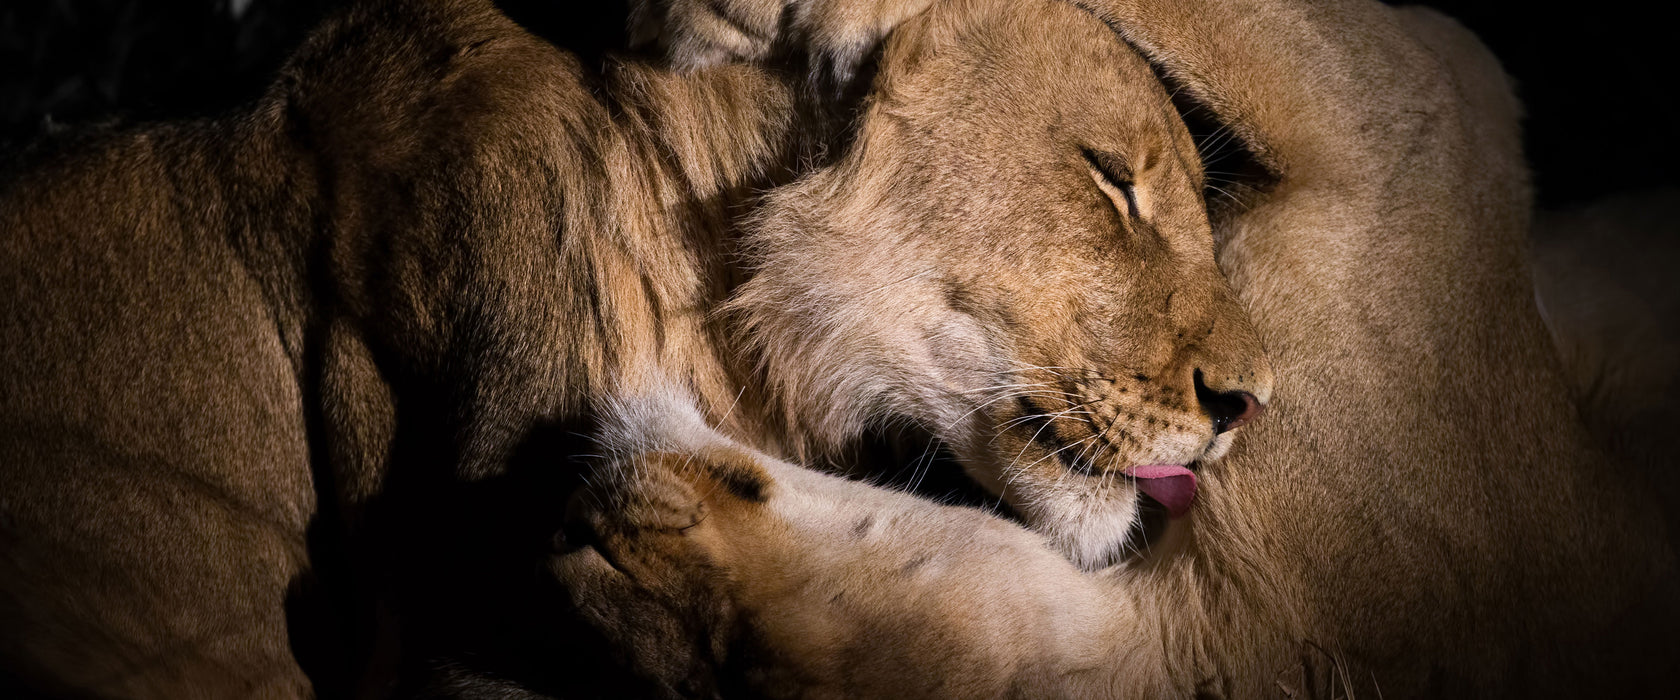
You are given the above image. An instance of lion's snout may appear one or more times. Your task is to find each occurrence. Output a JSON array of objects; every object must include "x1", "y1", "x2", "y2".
[{"x1": 1193, "y1": 368, "x2": 1265, "y2": 434}]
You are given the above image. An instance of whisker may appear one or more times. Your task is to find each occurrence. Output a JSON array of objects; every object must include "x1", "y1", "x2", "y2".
[
  {"x1": 943, "y1": 388, "x2": 1088, "y2": 431},
  {"x1": 1018, "y1": 434, "x2": 1098, "y2": 472},
  {"x1": 955, "y1": 381, "x2": 1055, "y2": 395}
]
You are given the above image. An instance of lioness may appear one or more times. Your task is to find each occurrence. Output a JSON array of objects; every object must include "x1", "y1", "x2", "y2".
[
  {"x1": 0, "y1": 0, "x2": 800, "y2": 693},
  {"x1": 554, "y1": 0, "x2": 1680, "y2": 696},
  {"x1": 0, "y1": 0, "x2": 1263, "y2": 694},
  {"x1": 718, "y1": 0, "x2": 1273, "y2": 568}
]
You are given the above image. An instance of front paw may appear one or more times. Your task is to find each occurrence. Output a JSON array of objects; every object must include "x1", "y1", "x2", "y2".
[
  {"x1": 546, "y1": 448, "x2": 774, "y2": 695},
  {"x1": 631, "y1": 0, "x2": 937, "y2": 97}
]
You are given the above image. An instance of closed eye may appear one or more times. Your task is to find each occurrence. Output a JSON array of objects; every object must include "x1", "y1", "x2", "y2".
[{"x1": 1082, "y1": 148, "x2": 1140, "y2": 219}]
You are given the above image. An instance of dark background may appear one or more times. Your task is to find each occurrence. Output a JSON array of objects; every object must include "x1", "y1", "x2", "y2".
[{"x1": 0, "y1": 0, "x2": 1673, "y2": 209}]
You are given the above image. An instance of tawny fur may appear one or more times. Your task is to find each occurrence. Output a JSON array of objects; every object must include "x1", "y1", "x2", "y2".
[
  {"x1": 0, "y1": 0, "x2": 1267, "y2": 693},
  {"x1": 566, "y1": 0, "x2": 1680, "y2": 696},
  {"x1": 721, "y1": 0, "x2": 1272, "y2": 568},
  {"x1": 0, "y1": 0, "x2": 800, "y2": 694}
]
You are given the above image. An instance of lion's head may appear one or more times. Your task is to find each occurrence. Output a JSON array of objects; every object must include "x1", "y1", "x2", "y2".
[{"x1": 729, "y1": 0, "x2": 1273, "y2": 568}]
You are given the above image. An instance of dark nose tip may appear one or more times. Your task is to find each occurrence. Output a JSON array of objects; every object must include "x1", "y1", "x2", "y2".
[{"x1": 1194, "y1": 370, "x2": 1263, "y2": 435}]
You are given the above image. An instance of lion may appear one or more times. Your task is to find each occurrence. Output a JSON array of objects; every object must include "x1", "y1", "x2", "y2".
[
  {"x1": 716, "y1": 0, "x2": 1273, "y2": 569},
  {"x1": 0, "y1": 0, "x2": 1265, "y2": 694},
  {"x1": 550, "y1": 0, "x2": 1680, "y2": 696},
  {"x1": 633, "y1": 0, "x2": 1279, "y2": 570},
  {"x1": 0, "y1": 0, "x2": 800, "y2": 693}
]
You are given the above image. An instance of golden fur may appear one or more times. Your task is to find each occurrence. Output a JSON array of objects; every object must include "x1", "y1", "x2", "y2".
[
  {"x1": 560, "y1": 0, "x2": 1680, "y2": 696},
  {"x1": 0, "y1": 0, "x2": 1264, "y2": 692},
  {"x1": 0, "y1": 0, "x2": 799, "y2": 694},
  {"x1": 720, "y1": 0, "x2": 1272, "y2": 567}
]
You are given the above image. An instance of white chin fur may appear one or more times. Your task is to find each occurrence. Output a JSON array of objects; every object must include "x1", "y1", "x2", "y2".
[{"x1": 1027, "y1": 487, "x2": 1145, "y2": 571}]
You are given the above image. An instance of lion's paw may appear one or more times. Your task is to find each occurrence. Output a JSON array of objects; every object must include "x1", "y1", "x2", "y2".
[
  {"x1": 631, "y1": 0, "x2": 937, "y2": 96},
  {"x1": 546, "y1": 446, "x2": 776, "y2": 694}
]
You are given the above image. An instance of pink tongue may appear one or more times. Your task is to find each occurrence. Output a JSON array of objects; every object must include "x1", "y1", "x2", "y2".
[{"x1": 1123, "y1": 464, "x2": 1198, "y2": 518}]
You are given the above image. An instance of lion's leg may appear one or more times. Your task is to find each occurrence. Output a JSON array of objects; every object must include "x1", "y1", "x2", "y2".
[{"x1": 550, "y1": 400, "x2": 1169, "y2": 698}]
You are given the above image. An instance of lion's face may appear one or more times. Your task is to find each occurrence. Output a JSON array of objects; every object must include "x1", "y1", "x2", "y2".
[{"x1": 734, "y1": 0, "x2": 1272, "y2": 568}]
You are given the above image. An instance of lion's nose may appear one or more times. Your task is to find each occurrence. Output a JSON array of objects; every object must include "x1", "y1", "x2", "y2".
[{"x1": 1193, "y1": 370, "x2": 1264, "y2": 434}]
